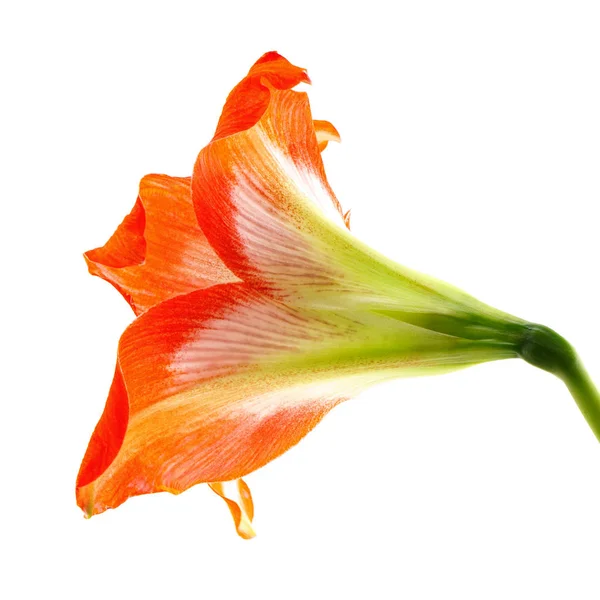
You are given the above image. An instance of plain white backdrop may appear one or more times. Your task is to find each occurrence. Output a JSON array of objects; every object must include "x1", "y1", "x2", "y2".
[{"x1": 2, "y1": 1, "x2": 600, "y2": 598}]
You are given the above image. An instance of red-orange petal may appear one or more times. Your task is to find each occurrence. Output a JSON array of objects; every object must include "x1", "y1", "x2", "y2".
[
  {"x1": 76, "y1": 283, "x2": 352, "y2": 517},
  {"x1": 76, "y1": 364, "x2": 129, "y2": 497},
  {"x1": 193, "y1": 79, "x2": 353, "y2": 297},
  {"x1": 76, "y1": 280, "x2": 507, "y2": 531},
  {"x1": 213, "y1": 51, "x2": 310, "y2": 142},
  {"x1": 84, "y1": 174, "x2": 237, "y2": 315},
  {"x1": 194, "y1": 54, "x2": 350, "y2": 291}
]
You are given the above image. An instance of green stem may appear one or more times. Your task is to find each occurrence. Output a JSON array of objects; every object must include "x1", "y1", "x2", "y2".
[
  {"x1": 562, "y1": 359, "x2": 600, "y2": 442},
  {"x1": 375, "y1": 311, "x2": 600, "y2": 440},
  {"x1": 518, "y1": 323, "x2": 600, "y2": 442}
]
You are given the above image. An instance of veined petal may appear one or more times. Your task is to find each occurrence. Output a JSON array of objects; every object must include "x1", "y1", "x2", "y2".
[
  {"x1": 76, "y1": 283, "x2": 517, "y2": 528},
  {"x1": 84, "y1": 174, "x2": 237, "y2": 315},
  {"x1": 196, "y1": 53, "x2": 350, "y2": 250},
  {"x1": 192, "y1": 55, "x2": 513, "y2": 322},
  {"x1": 193, "y1": 87, "x2": 349, "y2": 291}
]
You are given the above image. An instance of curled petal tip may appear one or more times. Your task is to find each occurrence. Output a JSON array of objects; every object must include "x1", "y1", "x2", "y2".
[
  {"x1": 314, "y1": 120, "x2": 342, "y2": 152},
  {"x1": 314, "y1": 120, "x2": 341, "y2": 142},
  {"x1": 343, "y1": 209, "x2": 352, "y2": 229},
  {"x1": 210, "y1": 479, "x2": 257, "y2": 539},
  {"x1": 254, "y1": 50, "x2": 286, "y2": 64},
  {"x1": 253, "y1": 51, "x2": 311, "y2": 85}
]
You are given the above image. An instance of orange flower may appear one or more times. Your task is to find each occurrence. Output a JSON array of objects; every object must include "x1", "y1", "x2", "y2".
[
  {"x1": 78, "y1": 52, "x2": 600, "y2": 539},
  {"x1": 79, "y1": 53, "x2": 352, "y2": 538}
]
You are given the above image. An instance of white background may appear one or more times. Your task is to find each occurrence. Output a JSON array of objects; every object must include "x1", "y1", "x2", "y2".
[{"x1": 2, "y1": 1, "x2": 600, "y2": 598}]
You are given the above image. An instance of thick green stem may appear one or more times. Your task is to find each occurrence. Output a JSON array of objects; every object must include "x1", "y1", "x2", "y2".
[
  {"x1": 562, "y1": 359, "x2": 600, "y2": 442},
  {"x1": 518, "y1": 323, "x2": 600, "y2": 442}
]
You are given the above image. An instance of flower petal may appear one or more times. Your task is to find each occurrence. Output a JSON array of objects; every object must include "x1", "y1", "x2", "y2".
[
  {"x1": 313, "y1": 119, "x2": 341, "y2": 152},
  {"x1": 194, "y1": 54, "x2": 351, "y2": 286},
  {"x1": 76, "y1": 283, "x2": 517, "y2": 520},
  {"x1": 192, "y1": 84, "x2": 353, "y2": 299},
  {"x1": 192, "y1": 54, "x2": 520, "y2": 322},
  {"x1": 213, "y1": 51, "x2": 311, "y2": 142},
  {"x1": 209, "y1": 479, "x2": 256, "y2": 539},
  {"x1": 84, "y1": 174, "x2": 237, "y2": 315},
  {"x1": 76, "y1": 364, "x2": 129, "y2": 498}
]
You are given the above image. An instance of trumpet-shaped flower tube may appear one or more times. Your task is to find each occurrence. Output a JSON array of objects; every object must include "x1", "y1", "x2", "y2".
[{"x1": 77, "y1": 51, "x2": 600, "y2": 538}]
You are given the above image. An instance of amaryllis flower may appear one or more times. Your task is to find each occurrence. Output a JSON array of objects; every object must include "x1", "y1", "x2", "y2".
[{"x1": 77, "y1": 51, "x2": 600, "y2": 539}]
